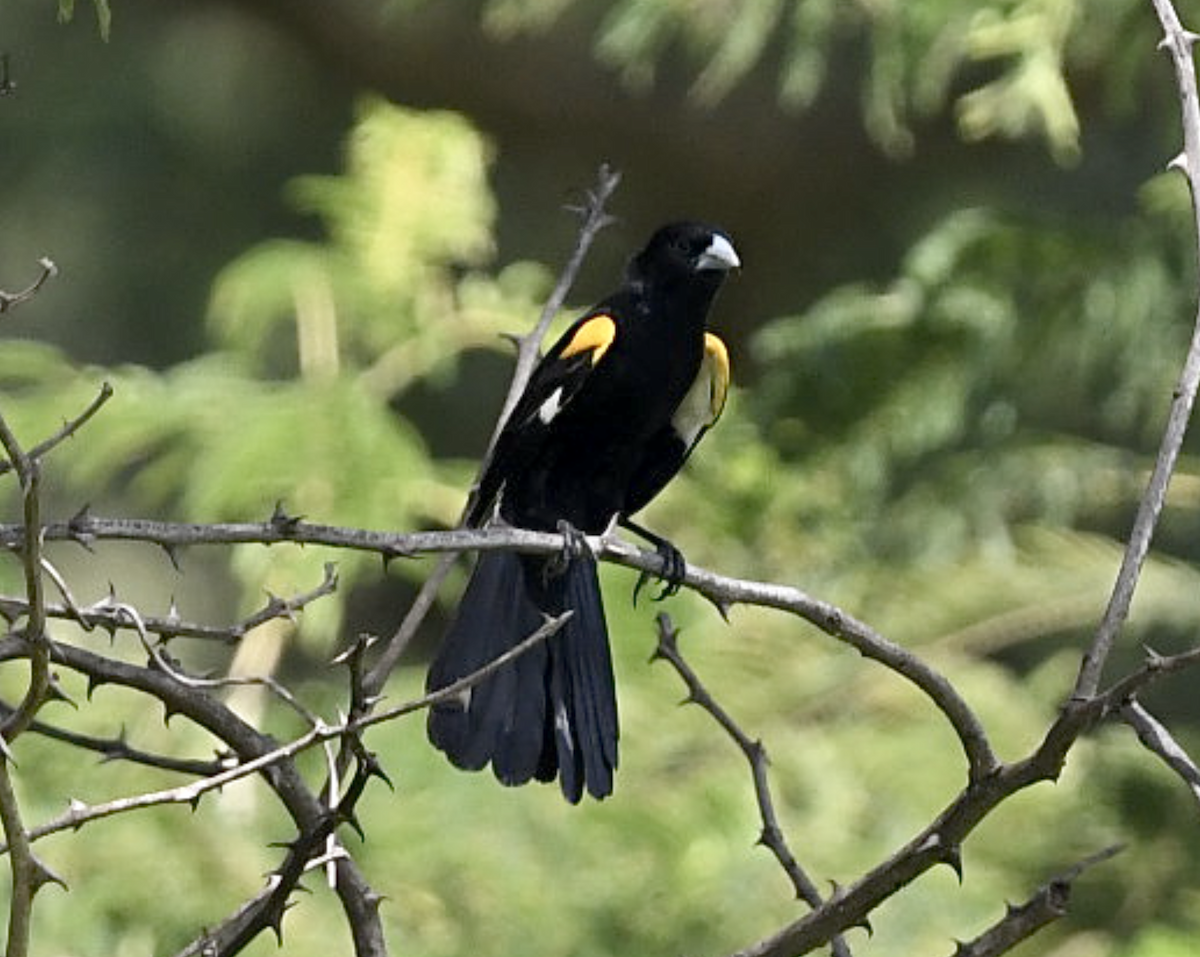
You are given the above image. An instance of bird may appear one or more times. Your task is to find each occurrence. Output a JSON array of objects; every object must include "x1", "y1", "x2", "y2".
[{"x1": 426, "y1": 221, "x2": 739, "y2": 802}]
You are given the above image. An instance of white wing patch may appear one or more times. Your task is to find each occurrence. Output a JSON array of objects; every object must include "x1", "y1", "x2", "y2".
[{"x1": 538, "y1": 386, "x2": 565, "y2": 424}]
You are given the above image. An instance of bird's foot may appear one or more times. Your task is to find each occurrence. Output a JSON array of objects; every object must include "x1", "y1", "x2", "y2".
[
  {"x1": 632, "y1": 539, "x2": 687, "y2": 605},
  {"x1": 546, "y1": 520, "x2": 591, "y2": 578},
  {"x1": 620, "y1": 519, "x2": 687, "y2": 605}
]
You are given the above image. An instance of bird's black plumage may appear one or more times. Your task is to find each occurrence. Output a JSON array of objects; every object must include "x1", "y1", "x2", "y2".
[{"x1": 427, "y1": 221, "x2": 738, "y2": 802}]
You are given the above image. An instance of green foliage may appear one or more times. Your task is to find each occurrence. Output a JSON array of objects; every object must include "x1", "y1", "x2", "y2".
[
  {"x1": 698, "y1": 199, "x2": 1198, "y2": 611},
  {"x1": 0, "y1": 98, "x2": 553, "y2": 636},
  {"x1": 475, "y1": 0, "x2": 1148, "y2": 158},
  {"x1": 56, "y1": 0, "x2": 112, "y2": 41}
]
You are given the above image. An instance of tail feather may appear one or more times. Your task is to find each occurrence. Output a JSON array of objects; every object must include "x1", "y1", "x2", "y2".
[
  {"x1": 555, "y1": 558, "x2": 618, "y2": 799},
  {"x1": 427, "y1": 551, "x2": 545, "y2": 772},
  {"x1": 426, "y1": 549, "x2": 618, "y2": 802}
]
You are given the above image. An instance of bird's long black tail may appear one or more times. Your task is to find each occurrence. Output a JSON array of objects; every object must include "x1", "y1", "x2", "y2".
[{"x1": 426, "y1": 550, "x2": 618, "y2": 802}]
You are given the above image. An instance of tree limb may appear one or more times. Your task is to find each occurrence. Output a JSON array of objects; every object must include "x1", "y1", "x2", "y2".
[
  {"x1": 1075, "y1": 0, "x2": 1200, "y2": 698},
  {"x1": 653, "y1": 613, "x2": 853, "y2": 957},
  {"x1": 946, "y1": 846, "x2": 1123, "y2": 957}
]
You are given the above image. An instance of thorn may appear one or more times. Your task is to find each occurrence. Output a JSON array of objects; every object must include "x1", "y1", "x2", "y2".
[
  {"x1": 366, "y1": 757, "x2": 394, "y2": 790},
  {"x1": 31, "y1": 856, "x2": 68, "y2": 891},
  {"x1": 45, "y1": 673, "x2": 76, "y2": 707},
  {"x1": 267, "y1": 905, "x2": 288, "y2": 945},
  {"x1": 941, "y1": 843, "x2": 964, "y2": 882},
  {"x1": 363, "y1": 890, "x2": 386, "y2": 913},
  {"x1": 340, "y1": 809, "x2": 366, "y2": 843},
  {"x1": 1168, "y1": 151, "x2": 1189, "y2": 174},
  {"x1": 68, "y1": 503, "x2": 92, "y2": 531},
  {"x1": 167, "y1": 596, "x2": 181, "y2": 624},
  {"x1": 160, "y1": 542, "x2": 182, "y2": 572},
  {"x1": 270, "y1": 500, "x2": 304, "y2": 534}
]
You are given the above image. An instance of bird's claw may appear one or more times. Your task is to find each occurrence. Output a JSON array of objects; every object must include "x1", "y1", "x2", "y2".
[
  {"x1": 632, "y1": 540, "x2": 687, "y2": 605},
  {"x1": 547, "y1": 520, "x2": 590, "y2": 578}
]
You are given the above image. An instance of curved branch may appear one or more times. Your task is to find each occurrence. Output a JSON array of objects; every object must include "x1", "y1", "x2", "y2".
[
  {"x1": 1, "y1": 515, "x2": 999, "y2": 779},
  {"x1": 1075, "y1": 0, "x2": 1200, "y2": 697}
]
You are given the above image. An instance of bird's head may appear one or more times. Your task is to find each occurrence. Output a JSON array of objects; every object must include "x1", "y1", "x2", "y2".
[{"x1": 633, "y1": 222, "x2": 741, "y2": 284}]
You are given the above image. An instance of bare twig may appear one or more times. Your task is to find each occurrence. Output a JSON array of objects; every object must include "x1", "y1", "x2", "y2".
[
  {"x1": 0, "y1": 758, "x2": 62, "y2": 957},
  {"x1": 1120, "y1": 699, "x2": 1200, "y2": 809},
  {"x1": 0, "y1": 258, "x2": 57, "y2": 315},
  {"x1": 653, "y1": 613, "x2": 852, "y2": 957},
  {"x1": 0, "y1": 561, "x2": 339, "y2": 644},
  {"x1": 111, "y1": 596, "x2": 324, "y2": 727},
  {"x1": 1075, "y1": 0, "x2": 1200, "y2": 698},
  {"x1": 0, "y1": 382, "x2": 113, "y2": 478},
  {"x1": 947, "y1": 846, "x2": 1122, "y2": 957},
  {"x1": 0, "y1": 612, "x2": 570, "y2": 850},
  {"x1": 0, "y1": 702, "x2": 228, "y2": 777},
  {"x1": 0, "y1": 634, "x2": 386, "y2": 956},
  {"x1": 0, "y1": 411, "x2": 50, "y2": 742}
]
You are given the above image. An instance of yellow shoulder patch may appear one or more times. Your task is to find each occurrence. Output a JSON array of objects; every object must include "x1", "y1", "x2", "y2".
[
  {"x1": 703, "y1": 333, "x2": 730, "y2": 420},
  {"x1": 559, "y1": 314, "x2": 617, "y2": 365}
]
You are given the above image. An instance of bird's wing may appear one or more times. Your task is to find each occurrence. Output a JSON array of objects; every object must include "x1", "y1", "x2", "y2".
[{"x1": 466, "y1": 310, "x2": 621, "y2": 527}]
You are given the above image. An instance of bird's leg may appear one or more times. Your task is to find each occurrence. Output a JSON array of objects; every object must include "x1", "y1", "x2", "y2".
[
  {"x1": 545, "y1": 519, "x2": 591, "y2": 581},
  {"x1": 619, "y1": 517, "x2": 687, "y2": 604}
]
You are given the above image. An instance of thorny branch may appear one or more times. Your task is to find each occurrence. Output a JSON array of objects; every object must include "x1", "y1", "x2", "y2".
[
  {"x1": 0, "y1": 612, "x2": 571, "y2": 850},
  {"x1": 0, "y1": 559, "x2": 340, "y2": 644},
  {"x1": 0, "y1": 263, "x2": 61, "y2": 957},
  {"x1": 0, "y1": 513, "x2": 999, "y2": 777},
  {"x1": 1075, "y1": 0, "x2": 1200, "y2": 698},
  {"x1": 947, "y1": 847, "x2": 1123, "y2": 957},
  {"x1": 0, "y1": 381, "x2": 113, "y2": 478},
  {"x1": 653, "y1": 613, "x2": 853, "y2": 957}
]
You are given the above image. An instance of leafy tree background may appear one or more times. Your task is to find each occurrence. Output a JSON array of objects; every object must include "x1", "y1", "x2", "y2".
[{"x1": 2, "y1": 0, "x2": 1200, "y2": 955}]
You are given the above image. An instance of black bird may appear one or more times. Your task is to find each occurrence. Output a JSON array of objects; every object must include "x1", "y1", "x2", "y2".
[{"x1": 426, "y1": 221, "x2": 739, "y2": 802}]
